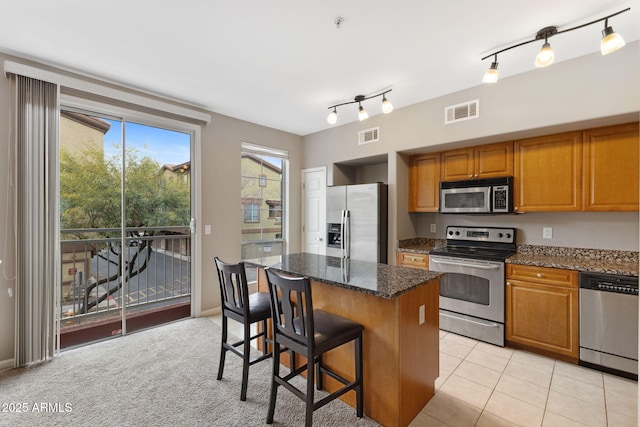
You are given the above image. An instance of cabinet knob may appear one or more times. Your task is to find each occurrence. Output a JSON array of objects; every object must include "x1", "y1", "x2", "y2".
[
  {"x1": 507, "y1": 282, "x2": 511, "y2": 286},
  {"x1": 537, "y1": 273, "x2": 542, "y2": 278}
]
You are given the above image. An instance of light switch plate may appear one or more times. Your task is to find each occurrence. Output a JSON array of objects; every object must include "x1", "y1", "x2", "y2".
[
  {"x1": 419, "y1": 305, "x2": 425, "y2": 325},
  {"x1": 205, "y1": 225, "x2": 212, "y2": 235},
  {"x1": 543, "y1": 227, "x2": 553, "y2": 239},
  {"x1": 430, "y1": 224, "x2": 436, "y2": 233}
]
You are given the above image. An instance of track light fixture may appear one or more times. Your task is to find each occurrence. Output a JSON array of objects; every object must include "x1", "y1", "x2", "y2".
[
  {"x1": 481, "y1": 8, "x2": 630, "y2": 83},
  {"x1": 326, "y1": 89, "x2": 393, "y2": 124}
]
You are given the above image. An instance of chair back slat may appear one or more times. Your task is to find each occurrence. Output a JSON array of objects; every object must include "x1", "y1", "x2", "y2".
[
  {"x1": 265, "y1": 268, "x2": 314, "y2": 349},
  {"x1": 214, "y1": 257, "x2": 249, "y2": 316}
]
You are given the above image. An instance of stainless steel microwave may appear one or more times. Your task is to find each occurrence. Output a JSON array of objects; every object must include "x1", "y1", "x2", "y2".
[{"x1": 439, "y1": 176, "x2": 513, "y2": 214}]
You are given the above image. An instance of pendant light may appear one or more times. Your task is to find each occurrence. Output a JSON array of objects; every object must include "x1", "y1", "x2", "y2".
[
  {"x1": 534, "y1": 27, "x2": 557, "y2": 68},
  {"x1": 381, "y1": 94, "x2": 394, "y2": 113},
  {"x1": 326, "y1": 107, "x2": 338, "y2": 124},
  {"x1": 482, "y1": 55, "x2": 499, "y2": 83},
  {"x1": 601, "y1": 18, "x2": 626, "y2": 55}
]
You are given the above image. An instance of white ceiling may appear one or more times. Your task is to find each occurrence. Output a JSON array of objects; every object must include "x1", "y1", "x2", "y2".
[{"x1": 1, "y1": 0, "x2": 638, "y2": 136}]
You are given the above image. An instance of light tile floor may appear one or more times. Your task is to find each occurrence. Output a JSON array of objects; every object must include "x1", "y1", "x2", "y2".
[{"x1": 409, "y1": 330, "x2": 638, "y2": 427}]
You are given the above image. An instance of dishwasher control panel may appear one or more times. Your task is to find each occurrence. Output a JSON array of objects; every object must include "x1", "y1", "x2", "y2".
[{"x1": 580, "y1": 272, "x2": 638, "y2": 295}]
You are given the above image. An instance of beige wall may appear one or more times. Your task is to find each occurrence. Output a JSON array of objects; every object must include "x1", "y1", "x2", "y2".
[{"x1": 302, "y1": 43, "x2": 640, "y2": 256}]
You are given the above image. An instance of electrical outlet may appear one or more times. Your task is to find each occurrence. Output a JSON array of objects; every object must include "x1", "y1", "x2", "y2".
[
  {"x1": 543, "y1": 227, "x2": 553, "y2": 239},
  {"x1": 430, "y1": 224, "x2": 436, "y2": 233},
  {"x1": 8, "y1": 288, "x2": 13, "y2": 298},
  {"x1": 419, "y1": 305, "x2": 425, "y2": 325}
]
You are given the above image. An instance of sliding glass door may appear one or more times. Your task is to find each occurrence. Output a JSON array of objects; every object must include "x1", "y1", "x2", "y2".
[{"x1": 59, "y1": 110, "x2": 193, "y2": 347}]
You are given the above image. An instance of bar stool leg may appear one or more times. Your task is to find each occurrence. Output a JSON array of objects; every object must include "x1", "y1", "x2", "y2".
[
  {"x1": 356, "y1": 333, "x2": 363, "y2": 418},
  {"x1": 217, "y1": 315, "x2": 228, "y2": 380},
  {"x1": 240, "y1": 321, "x2": 251, "y2": 401},
  {"x1": 266, "y1": 344, "x2": 280, "y2": 424}
]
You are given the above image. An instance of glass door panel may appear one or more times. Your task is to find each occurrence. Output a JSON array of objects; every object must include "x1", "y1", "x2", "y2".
[
  {"x1": 122, "y1": 121, "x2": 192, "y2": 334},
  {"x1": 59, "y1": 112, "x2": 193, "y2": 348},
  {"x1": 59, "y1": 111, "x2": 124, "y2": 346}
]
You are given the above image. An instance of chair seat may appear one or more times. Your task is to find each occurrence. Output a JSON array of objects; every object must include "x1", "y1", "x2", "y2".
[{"x1": 310, "y1": 310, "x2": 364, "y2": 355}]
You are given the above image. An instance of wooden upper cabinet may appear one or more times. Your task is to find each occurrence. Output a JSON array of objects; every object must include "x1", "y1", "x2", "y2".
[
  {"x1": 408, "y1": 153, "x2": 440, "y2": 212},
  {"x1": 514, "y1": 131, "x2": 582, "y2": 212},
  {"x1": 582, "y1": 122, "x2": 639, "y2": 211},
  {"x1": 441, "y1": 141, "x2": 513, "y2": 181}
]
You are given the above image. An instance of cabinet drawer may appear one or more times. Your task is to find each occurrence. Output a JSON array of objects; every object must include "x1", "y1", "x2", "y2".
[
  {"x1": 506, "y1": 264, "x2": 578, "y2": 288},
  {"x1": 397, "y1": 252, "x2": 429, "y2": 269}
]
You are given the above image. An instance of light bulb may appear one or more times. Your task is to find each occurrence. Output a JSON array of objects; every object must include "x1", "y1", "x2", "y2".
[
  {"x1": 327, "y1": 108, "x2": 337, "y2": 124},
  {"x1": 535, "y1": 42, "x2": 554, "y2": 68},
  {"x1": 601, "y1": 26, "x2": 625, "y2": 55},
  {"x1": 381, "y1": 96, "x2": 393, "y2": 114},
  {"x1": 482, "y1": 62, "x2": 499, "y2": 83},
  {"x1": 358, "y1": 105, "x2": 369, "y2": 121}
]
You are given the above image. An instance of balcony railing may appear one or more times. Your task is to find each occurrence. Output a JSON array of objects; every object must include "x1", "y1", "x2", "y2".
[{"x1": 60, "y1": 227, "x2": 191, "y2": 327}]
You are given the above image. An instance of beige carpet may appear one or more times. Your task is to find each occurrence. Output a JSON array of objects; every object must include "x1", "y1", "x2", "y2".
[{"x1": 0, "y1": 317, "x2": 381, "y2": 426}]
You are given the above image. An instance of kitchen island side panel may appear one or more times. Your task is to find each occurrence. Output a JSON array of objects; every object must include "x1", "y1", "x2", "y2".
[{"x1": 257, "y1": 269, "x2": 439, "y2": 427}]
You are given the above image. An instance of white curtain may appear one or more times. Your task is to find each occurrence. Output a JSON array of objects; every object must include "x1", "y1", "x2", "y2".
[{"x1": 13, "y1": 75, "x2": 60, "y2": 367}]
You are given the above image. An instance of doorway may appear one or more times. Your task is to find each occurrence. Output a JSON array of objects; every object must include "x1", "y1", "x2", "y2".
[
  {"x1": 301, "y1": 167, "x2": 326, "y2": 255},
  {"x1": 58, "y1": 109, "x2": 194, "y2": 347}
]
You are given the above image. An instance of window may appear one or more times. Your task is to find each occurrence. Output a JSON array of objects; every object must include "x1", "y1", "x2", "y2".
[
  {"x1": 243, "y1": 202, "x2": 260, "y2": 223},
  {"x1": 241, "y1": 143, "x2": 288, "y2": 260},
  {"x1": 266, "y1": 200, "x2": 281, "y2": 220}
]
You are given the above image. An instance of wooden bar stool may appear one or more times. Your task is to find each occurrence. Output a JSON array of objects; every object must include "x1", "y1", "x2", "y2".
[
  {"x1": 214, "y1": 257, "x2": 272, "y2": 401},
  {"x1": 264, "y1": 268, "x2": 364, "y2": 427}
]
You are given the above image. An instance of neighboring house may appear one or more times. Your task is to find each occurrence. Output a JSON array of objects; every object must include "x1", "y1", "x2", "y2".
[
  {"x1": 161, "y1": 161, "x2": 191, "y2": 184},
  {"x1": 60, "y1": 110, "x2": 109, "y2": 157},
  {"x1": 241, "y1": 153, "x2": 282, "y2": 243}
]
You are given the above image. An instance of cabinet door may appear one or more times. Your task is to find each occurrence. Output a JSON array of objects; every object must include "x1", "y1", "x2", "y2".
[
  {"x1": 583, "y1": 122, "x2": 639, "y2": 211},
  {"x1": 506, "y1": 279, "x2": 579, "y2": 360},
  {"x1": 475, "y1": 141, "x2": 513, "y2": 178},
  {"x1": 440, "y1": 148, "x2": 474, "y2": 181},
  {"x1": 409, "y1": 153, "x2": 440, "y2": 212},
  {"x1": 514, "y1": 131, "x2": 582, "y2": 212}
]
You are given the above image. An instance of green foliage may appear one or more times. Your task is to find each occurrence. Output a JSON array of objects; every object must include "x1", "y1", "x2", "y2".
[{"x1": 60, "y1": 145, "x2": 190, "y2": 232}]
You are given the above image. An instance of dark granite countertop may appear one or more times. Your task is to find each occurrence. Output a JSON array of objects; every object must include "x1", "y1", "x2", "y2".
[
  {"x1": 398, "y1": 238, "x2": 639, "y2": 277},
  {"x1": 243, "y1": 253, "x2": 443, "y2": 299},
  {"x1": 397, "y1": 238, "x2": 446, "y2": 254},
  {"x1": 506, "y1": 245, "x2": 639, "y2": 277}
]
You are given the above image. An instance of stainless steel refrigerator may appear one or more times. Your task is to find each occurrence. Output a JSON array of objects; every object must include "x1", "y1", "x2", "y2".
[{"x1": 326, "y1": 183, "x2": 388, "y2": 263}]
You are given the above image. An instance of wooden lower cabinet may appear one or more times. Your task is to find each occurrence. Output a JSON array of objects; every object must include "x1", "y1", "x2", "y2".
[
  {"x1": 506, "y1": 264, "x2": 579, "y2": 362},
  {"x1": 397, "y1": 251, "x2": 429, "y2": 269}
]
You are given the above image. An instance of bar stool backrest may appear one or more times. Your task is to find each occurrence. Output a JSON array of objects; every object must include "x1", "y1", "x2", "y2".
[
  {"x1": 265, "y1": 268, "x2": 314, "y2": 355},
  {"x1": 214, "y1": 257, "x2": 250, "y2": 319}
]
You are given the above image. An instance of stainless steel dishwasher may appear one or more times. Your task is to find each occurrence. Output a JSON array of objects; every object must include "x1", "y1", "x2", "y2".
[{"x1": 579, "y1": 271, "x2": 638, "y2": 379}]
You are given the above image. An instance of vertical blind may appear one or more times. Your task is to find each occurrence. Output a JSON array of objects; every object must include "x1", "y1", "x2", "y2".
[{"x1": 14, "y1": 75, "x2": 59, "y2": 366}]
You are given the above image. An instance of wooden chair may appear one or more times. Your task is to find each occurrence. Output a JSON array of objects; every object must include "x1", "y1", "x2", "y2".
[
  {"x1": 264, "y1": 268, "x2": 364, "y2": 426},
  {"x1": 214, "y1": 257, "x2": 272, "y2": 401}
]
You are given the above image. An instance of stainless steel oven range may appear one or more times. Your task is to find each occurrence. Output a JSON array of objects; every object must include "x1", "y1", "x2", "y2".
[{"x1": 429, "y1": 226, "x2": 516, "y2": 346}]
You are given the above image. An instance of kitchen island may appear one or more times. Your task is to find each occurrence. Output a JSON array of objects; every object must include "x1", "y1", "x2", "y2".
[{"x1": 245, "y1": 253, "x2": 442, "y2": 427}]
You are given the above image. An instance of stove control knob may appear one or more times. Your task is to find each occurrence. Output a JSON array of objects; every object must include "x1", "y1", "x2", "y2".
[
  {"x1": 498, "y1": 233, "x2": 503, "y2": 238},
  {"x1": 505, "y1": 233, "x2": 512, "y2": 239},
  {"x1": 448, "y1": 230, "x2": 454, "y2": 236},
  {"x1": 455, "y1": 231, "x2": 460, "y2": 236}
]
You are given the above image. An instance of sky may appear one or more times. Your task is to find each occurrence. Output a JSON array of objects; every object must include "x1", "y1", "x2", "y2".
[{"x1": 102, "y1": 119, "x2": 191, "y2": 166}]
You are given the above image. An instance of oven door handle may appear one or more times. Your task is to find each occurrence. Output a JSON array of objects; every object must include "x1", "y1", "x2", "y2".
[
  {"x1": 440, "y1": 311, "x2": 502, "y2": 328},
  {"x1": 430, "y1": 258, "x2": 501, "y2": 270}
]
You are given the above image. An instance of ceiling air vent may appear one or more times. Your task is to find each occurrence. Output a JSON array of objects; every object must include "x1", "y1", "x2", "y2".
[
  {"x1": 358, "y1": 127, "x2": 379, "y2": 145},
  {"x1": 445, "y1": 99, "x2": 479, "y2": 124}
]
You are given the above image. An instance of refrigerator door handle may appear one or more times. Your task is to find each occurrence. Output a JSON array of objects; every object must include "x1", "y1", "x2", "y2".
[
  {"x1": 340, "y1": 210, "x2": 346, "y2": 257},
  {"x1": 344, "y1": 210, "x2": 351, "y2": 258}
]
